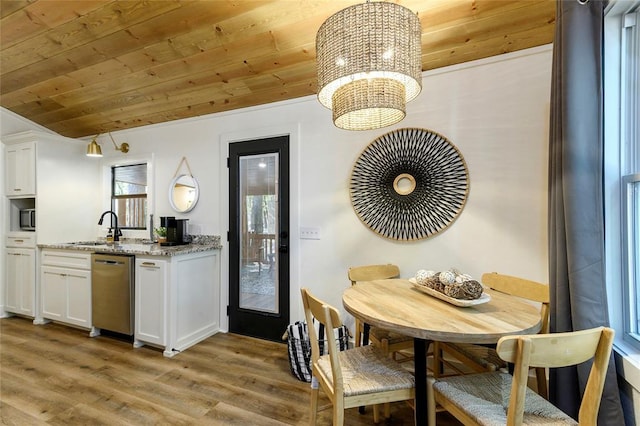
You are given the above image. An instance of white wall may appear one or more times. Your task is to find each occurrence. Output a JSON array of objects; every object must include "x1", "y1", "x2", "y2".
[{"x1": 0, "y1": 45, "x2": 552, "y2": 333}]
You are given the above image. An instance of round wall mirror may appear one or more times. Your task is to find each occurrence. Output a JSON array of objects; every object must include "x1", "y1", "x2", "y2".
[{"x1": 169, "y1": 174, "x2": 199, "y2": 213}]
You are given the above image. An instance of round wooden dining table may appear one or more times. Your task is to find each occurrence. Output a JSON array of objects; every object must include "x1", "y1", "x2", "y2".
[{"x1": 343, "y1": 278, "x2": 542, "y2": 425}]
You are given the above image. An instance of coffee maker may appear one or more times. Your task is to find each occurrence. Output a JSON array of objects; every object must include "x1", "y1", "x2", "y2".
[{"x1": 160, "y1": 216, "x2": 190, "y2": 246}]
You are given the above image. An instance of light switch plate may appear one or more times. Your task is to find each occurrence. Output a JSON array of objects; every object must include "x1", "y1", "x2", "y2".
[{"x1": 300, "y1": 227, "x2": 321, "y2": 240}]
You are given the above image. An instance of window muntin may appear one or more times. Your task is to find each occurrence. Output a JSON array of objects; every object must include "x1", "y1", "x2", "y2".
[{"x1": 111, "y1": 163, "x2": 148, "y2": 229}]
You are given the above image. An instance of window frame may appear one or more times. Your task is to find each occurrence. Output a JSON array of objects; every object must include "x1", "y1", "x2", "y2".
[
  {"x1": 111, "y1": 162, "x2": 148, "y2": 230},
  {"x1": 604, "y1": 1, "x2": 640, "y2": 357},
  {"x1": 100, "y1": 153, "x2": 154, "y2": 240}
]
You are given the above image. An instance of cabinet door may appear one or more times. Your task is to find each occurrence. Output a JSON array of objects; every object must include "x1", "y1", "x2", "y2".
[
  {"x1": 5, "y1": 142, "x2": 36, "y2": 196},
  {"x1": 41, "y1": 266, "x2": 66, "y2": 321},
  {"x1": 19, "y1": 249, "x2": 35, "y2": 315},
  {"x1": 5, "y1": 250, "x2": 21, "y2": 312},
  {"x1": 5, "y1": 248, "x2": 35, "y2": 316},
  {"x1": 66, "y1": 270, "x2": 91, "y2": 328},
  {"x1": 135, "y1": 258, "x2": 166, "y2": 345}
]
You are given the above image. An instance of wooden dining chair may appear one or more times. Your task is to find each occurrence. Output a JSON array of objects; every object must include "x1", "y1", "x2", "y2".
[
  {"x1": 347, "y1": 265, "x2": 413, "y2": 358},
  {"x1": 428, "y1": 326, "x2": 615, "y2": 426},
  {"x1": 348, "y1": 264, "x2": 415, "y2": 420},
  {"x1": 433, "y1": 272, "x2": 550, "y2": 398},
  {"x1": 301, "y1": 288, "x2": 415, "y2": 425}
]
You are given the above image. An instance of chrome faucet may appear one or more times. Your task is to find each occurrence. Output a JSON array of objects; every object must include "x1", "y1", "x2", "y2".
[{"x1": 98, "y1": 210, "x2": 122, "y2": 242}]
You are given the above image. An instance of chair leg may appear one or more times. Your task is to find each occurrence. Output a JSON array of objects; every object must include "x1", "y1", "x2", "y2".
[
  {"x1": 427, "y1": 377, "x2": 437, "y2": 426},
  {"x1": 309, "y1": 378, "x2": 319, "y2": 425},
  {"x1": 380, "y1": 339, "x2": 391, "y2": 420},
  {"x1": 432, "y1": 342, "x2": 444, "y2": 378},
  {"x1": 333, "y1": 403, "x2": 344, "y2": 426},
  {"x1": 535, "y1": 367, "x2": 548, "y2": 400},
  {"x1": 355, "y1": 319, "x2": 362, "y2": 347}
]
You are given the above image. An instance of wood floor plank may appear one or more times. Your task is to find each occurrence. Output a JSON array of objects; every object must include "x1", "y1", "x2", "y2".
[
  {"x1": 45, "y1": 402, "x2": 132, "y2": 426},
  {"x1": 0, "y1": 401, "x2": 47, "y2": 426},
  {"x1": 203, "y1": 401, "x2": 292, "y2": 425},
  {"x1": 0, "y1": 370, "x2": 77, "y2": 421},
  {"x1": 0, "y1": 317, "x2": 462, "y2": 425},
  {"x1": 154, "y1": 368, "x2": 306, "y2": 423},
  {"x1": 50, "y1": 390, "x2": 199, "y2": 426},
  {"x1": 114, "y1": 370, "x2": 215, "y2": 419}
]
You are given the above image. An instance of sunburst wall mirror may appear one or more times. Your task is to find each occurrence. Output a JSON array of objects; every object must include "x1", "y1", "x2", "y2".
[{"x1": 350, "y1": 128, "x2": 470, "y2": 241}]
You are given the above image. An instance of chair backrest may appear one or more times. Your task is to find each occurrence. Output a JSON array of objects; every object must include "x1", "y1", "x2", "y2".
[
  {"x1": 300, "y1": 288, "x2": 344, "y2": 392},
  {"x1": 481, "y1": 272, "x2": 550, "y2": 334},
  {"x1": 348, "y1": 264, "x2": 400, "y2": 285},
  {"x1": 496, "y1": 327, "x2": 615, "y2": 426}
]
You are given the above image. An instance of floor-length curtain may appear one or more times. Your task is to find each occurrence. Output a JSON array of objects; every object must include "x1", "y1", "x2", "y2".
[{"x1": 548, "y1": 0, "x2": 624, "y2": 424}]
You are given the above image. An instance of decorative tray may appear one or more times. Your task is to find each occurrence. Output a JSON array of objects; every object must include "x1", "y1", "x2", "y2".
[{"x1": 408, "y1": 278, "x2": 491, "y2": 307}]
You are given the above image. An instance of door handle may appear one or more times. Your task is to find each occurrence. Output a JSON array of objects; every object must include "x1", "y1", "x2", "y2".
[{"x1": 278, "y1": 245, "x2": 288, "y2": 253}]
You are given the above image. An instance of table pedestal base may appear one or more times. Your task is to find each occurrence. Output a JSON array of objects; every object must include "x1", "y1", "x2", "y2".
[{"x1": 414, "y1": 338, "x2": 430, "y2": 425}]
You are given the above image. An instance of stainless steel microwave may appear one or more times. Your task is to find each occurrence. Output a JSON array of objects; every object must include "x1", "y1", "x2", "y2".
[{"x1": 20, "y1": 208, "x2": 36, "y2": 231}]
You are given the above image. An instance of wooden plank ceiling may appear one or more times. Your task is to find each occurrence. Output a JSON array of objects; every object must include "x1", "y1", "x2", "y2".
[{"x1": 0, "y1": 0, "x2": 556, "y2": 139}]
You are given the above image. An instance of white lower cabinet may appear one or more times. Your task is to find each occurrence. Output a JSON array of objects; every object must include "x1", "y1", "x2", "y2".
[
  {"x1": 134, "y1": 250, "x2": 220, "y2": 357},
  {"x1": 40, "y1": 250, "x2": 92, "y2": 329},
  {"x1": 134, "y1": 257, "x2": 167, "y2": 347},
  {"x1": 5, "y1": 248, "x2": 35, "y2": 316}
]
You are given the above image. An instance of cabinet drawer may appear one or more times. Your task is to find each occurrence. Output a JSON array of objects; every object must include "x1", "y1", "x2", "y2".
[
  {"x1": 41, "y1": 250, "x2": 92, "y2": 269},
  {"x1": 6, "y1": 234, "x2": 36, "y2": 248}
]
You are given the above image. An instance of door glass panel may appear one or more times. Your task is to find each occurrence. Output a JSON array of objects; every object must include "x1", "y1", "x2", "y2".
[{"x1": 239, "y1": 154, "x2": 278, "y2": 313}]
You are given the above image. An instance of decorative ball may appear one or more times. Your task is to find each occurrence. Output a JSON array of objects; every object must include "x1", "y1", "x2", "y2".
[
  {"x1": 444, "y1": 280, "x2": 484, "y2": 300},
  {"x1": 439, "y1": 270, "x2": 455, "y2": 285},
  {"x1": 415, "y1": 269, "x2": 430, "y2": 285}
]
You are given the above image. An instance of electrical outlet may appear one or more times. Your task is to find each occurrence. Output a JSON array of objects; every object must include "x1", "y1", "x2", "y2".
[{"x1": 300, "y1": 227, "x2": 321, "y2": 240}]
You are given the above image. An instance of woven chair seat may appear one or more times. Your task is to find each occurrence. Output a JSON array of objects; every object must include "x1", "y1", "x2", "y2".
[
  {"x1": 433, "y1": 372, "x2": 577, "y2": 425},
  {"x1": 317, "y1": 345, "x2": 415, "y2": 397},
  {"x1": 443, "y1": 342, "x2": 507, "y2": 371},
  {"x1": 370, "y1": 327, "x2": 413, "y2": 345}
]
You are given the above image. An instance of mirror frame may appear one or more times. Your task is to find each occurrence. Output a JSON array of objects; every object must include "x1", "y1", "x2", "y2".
[{"x1": 169, "y1": 174, "x2": 199, "y2": 213}]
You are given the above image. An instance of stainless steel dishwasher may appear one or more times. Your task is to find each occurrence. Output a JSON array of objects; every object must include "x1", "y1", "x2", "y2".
[{"x1": 91, "y1": 253, "x2": 134, "y2": 335}]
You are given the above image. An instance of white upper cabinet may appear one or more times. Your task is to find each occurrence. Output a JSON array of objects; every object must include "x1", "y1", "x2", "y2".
[{"x1": 5, "y1": 141, "x2": 36, "y2": 197}]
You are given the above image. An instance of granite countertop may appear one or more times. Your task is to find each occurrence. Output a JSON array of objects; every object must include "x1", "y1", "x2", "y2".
[{"x1": 39, "y1": 235, "x2": 222, "y2": 257}]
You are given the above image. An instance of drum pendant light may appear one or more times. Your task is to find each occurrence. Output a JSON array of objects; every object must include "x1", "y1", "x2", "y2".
[{"x1": 316, "y1": 1, "x2": 422, "y2": 131}]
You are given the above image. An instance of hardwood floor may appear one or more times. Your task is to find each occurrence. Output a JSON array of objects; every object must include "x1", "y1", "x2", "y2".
[{"x1": 1, "y1": 317, "x2": 462, "y2": 425}]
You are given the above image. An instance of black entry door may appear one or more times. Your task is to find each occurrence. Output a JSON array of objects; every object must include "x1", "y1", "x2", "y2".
[{"x1": 228, "y1": 136, "x2": 290, "y2": 341}]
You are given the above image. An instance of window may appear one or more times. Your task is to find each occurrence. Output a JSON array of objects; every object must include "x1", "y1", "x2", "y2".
[
  {"x1": 619, "y1": 9, "x2": 640, "y2": 348},
  {"x1": 605, "y1": 2, "x2": 640, "y2": 351},
  {"x1": 112, "y1": 163, "x2": 148, "y2": 229}
]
